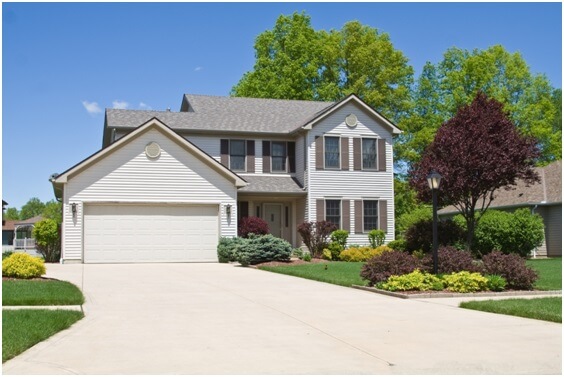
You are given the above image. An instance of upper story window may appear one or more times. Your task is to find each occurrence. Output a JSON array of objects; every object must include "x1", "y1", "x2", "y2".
[
  {"x1": 271, "y1": 141, "x2": 287, "y2": 172},
  {"x1": 324, "y1": 136, "x2": 340, "y2": 169},
  {"x1": 230, "y1": 140, "x2": 246, "y2": 171},
  {"x1": 362, "y1": 138, "x2": 378, "y2": 170},
  {"x1": 325, "y1": 199, "x2": 341, "y2": 228},
  {"x1": 363, "y1": 200, "x2": 379, "y2": 232}
]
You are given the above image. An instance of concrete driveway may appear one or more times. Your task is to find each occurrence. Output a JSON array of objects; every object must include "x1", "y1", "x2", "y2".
[{"x1": 3, "y1": 263, "x2": 561, "y2": 374}]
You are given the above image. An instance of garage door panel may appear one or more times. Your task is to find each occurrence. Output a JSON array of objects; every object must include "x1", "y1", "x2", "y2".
[{"x1": 84, "y1": 204, "x2": 219, "y2": 263}]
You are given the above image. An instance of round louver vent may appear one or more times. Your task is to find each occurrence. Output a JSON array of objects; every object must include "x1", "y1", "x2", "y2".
[
  {"x1": 145, "y1": 142, "x2": 161, "y2": 159},
  {"x1": 345, "y1": 113, "x2": 358, "y2": 127}
]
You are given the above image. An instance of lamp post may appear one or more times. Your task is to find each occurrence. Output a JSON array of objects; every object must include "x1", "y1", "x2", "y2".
[{"x1": 427, "y1": 170, "x2": 442, "y2": 274}]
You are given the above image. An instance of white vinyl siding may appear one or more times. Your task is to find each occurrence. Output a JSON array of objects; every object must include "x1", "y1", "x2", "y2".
[
  {"x1": 61, "y1": 128, "x2": 237, "y2": 262},
  {"x1": 307, "y1": 102, "x2": 395, "y2": 245}
]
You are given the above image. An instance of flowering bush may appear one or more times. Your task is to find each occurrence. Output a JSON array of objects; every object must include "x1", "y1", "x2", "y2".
[{"x1": 2, "y1": 252, "x2": 46, "y2": 279}]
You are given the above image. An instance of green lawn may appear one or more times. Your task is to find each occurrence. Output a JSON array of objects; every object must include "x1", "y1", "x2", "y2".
[
  {"x1": 2, "y1": 280, "x2": 85, "y2": 306},
  {"x1": 259, "y1": 262, "x2": 366, "y2": 287},
  {"x1": 460, "y1": 297, "x2": 562, "y2": 323},
  {"x1": 2, "y1": 309, "x2": 84, "y2": 362},
  {"x1": 527, "y1": 258, "x2": 562, "y2": 290}
]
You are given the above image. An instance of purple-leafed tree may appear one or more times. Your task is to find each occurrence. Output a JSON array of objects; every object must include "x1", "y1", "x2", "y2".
[{"x1": 409, "y1": 92, "x2": 540, "y2": 252}]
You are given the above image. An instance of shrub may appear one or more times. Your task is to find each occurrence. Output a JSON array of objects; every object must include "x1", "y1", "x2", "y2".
[
  {"x1": 33, "y1": 219, "x2": 61, "y2": 263},
  {"x1": 2, "y1": 252, "x2": 46, "y2": 279},
  {"x1": 302, "y1": 253, "x2": 312, "y2": 262},
  {"x1": 486, "y1": 275, "x2": 507, "y2": 292},
  {"x1": 421, "y1": 246, "x2": 481, "y2": 274},
  {"x1": 330, "y1": 230, "x2": 349, "y2": 249},
  {"x1": 292, "y1": 248, "x2": 304, "y2": 259},
  {"x1": 297, "y1": 221, "x2": 338, "y2": 258},
  {"x1": 2, "y1": 251, "x2": 14, "y2": 260},
  {"x1": 322, "y1": 242, "x2": 343, "y2": 260},
  {"x1": 443, "y1": 271, "x2": 489, "y2": 293},
  {"x1": 360, "y1": 251, "x2": 424, "y2": 286},
  {"x1": 482, "y1": 251, "x2": 538, "y2": 290},
  {"x1": 473, "y1": 209, "x2": 545, "y2": 257},
  {"x1": 235, "y1": 234, "x2": 292, "y2": 266},
  {"x1": 404, "y1": 218, "x2": 466, "y2": 254},
  {"x1": 396, "y1": 206, "x2": 432, "y2": 237},
  {"x1": 217, "y1": 237, "x2": 246, "y2": 263},
  {"x1": 381, "y1": 269, "x2": 444, "y2": 292},
  {"x1": 368, "y1": 229, "x2": 386, "y2": 248},
  {"x1": 387, "y1": 239, "x2": 407, "y2": 251},
  {"x1": 340, "y1": 247, "x2": 375, "y2": 262},
  {"x1": 238, "y1": 216, "x2": 269, "y2": 238}
]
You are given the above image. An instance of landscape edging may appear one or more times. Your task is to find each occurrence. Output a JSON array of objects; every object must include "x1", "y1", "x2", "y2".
[{"x1": 352, "y1": 285, "x2": 563, "y2": 299}]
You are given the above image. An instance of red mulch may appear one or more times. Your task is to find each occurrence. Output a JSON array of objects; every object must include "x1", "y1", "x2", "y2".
[{"x1": 2, "y1": 276, "x2": 58, "y2": 282}]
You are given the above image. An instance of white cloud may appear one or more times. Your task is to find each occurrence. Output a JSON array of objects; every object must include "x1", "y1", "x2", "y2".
[
  {"x1": 194, "y1": 66, "x2": 203, "y2": 72},
  {"x1": 112, "y1": 100, "x2": 129, "y2": 109},
  {"x1": 82, "y1": 100, "x2": 102, "y2": 115},
  {"x1": 139, "y1": 102, "x2": 152, "y2": 110}
]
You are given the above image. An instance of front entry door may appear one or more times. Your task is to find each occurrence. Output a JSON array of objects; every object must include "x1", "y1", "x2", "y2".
[{"x1": 264, "y1": 204, "x2": 282, "y2": 238}]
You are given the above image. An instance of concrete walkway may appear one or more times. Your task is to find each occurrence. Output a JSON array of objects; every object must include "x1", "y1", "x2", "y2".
[{"x1": 3, "y1": 263, "x2": 562, "y2": 374}]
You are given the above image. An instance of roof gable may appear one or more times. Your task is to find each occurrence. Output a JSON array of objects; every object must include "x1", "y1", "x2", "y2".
[
  {"x1": 298, "y1": 94, "x2": 402, "y2": 135},
  {"x1": 53, "y1": 118, "x2": 247, "y2": 198}
]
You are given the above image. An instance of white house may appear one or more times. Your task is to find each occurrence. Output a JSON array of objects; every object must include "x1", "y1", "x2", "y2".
[{"x1": 51, "y1": 94, "x2": 400, "y2": 263}]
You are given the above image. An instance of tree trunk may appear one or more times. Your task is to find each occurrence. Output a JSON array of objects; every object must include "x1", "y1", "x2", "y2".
[{"x1": 465, "y1": 217, "x2": 475, "y2": 254}]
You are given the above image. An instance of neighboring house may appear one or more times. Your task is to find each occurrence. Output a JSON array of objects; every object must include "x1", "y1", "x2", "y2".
[
  {"x1": 2, "y1": 215, "x2": 43, "y2": 255},
  {"x1": 439, "y1": 160, "x2": 562, "y2": 258},
  {"x1": 50, "y1": 94, "x2": 400, "y2": 263}
]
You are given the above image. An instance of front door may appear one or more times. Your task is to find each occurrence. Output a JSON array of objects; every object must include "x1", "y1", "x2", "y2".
[{"x1": 264, "y1": 204, "x2": 282, "y2": 238}]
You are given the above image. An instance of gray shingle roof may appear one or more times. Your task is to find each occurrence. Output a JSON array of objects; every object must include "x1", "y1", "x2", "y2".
[
  {"x1": 238, "y1": 175, "x2": 305, "y2": 194},
  {"x1": 439, "y1": 160, "x2": 562, "y2": 214},
  {"x1": 106, "y1": 94, "x2": 335, "y2": 135}
]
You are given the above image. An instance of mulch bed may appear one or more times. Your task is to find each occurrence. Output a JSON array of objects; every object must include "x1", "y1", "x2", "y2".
[
  {"x1": 252, "y1": 258, "x2": 326, "y2": 268},
  {"x1": 2, "y1": 277, "x2": 59, "y2": 282}
]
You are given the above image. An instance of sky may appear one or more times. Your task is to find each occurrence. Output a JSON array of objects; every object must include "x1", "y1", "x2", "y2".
[{"x1": 2, "y1": 1, "x2": 562, "y2": 210}]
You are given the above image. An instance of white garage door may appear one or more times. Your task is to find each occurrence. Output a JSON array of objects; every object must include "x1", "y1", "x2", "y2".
[{"x1": 84, "y1": 204, "x2": 219, "y2": 263}]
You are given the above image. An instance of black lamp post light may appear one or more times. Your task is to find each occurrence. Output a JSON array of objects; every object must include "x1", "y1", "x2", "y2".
[{"x1": 427, "y1": 170, "x2": 442, "y2": 274}]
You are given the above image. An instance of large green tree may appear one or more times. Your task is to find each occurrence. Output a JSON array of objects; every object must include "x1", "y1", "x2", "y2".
[
  {"x1": 398, "y1": 45, "x2": 561, "y2": 166},
  {"x1": 231, "y1": 12, "x2": 414, "y2": 122},
  {"x1": 19, "y1": 197, "x2": 46, "y2": 220}
]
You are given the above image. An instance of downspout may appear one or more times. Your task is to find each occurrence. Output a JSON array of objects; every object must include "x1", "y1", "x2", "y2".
[{"x1": 531, "y1": 204, "x2": 538, "y2": 258}]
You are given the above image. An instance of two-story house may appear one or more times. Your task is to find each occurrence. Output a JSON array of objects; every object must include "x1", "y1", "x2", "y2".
[{"x1": 50, "y1": 94, "x2": 400, "y2": 263}]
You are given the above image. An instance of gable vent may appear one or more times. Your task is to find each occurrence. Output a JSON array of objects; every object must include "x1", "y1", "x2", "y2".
[
  {"x1": 345, "y1": 113, "x2": 358, "y2": 127},
  {"x1": 145, "y1": 142, "x2": 161, "y2": 159}
]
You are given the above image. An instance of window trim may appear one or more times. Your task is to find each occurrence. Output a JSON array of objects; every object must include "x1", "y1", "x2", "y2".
[
  {"x1": 229, "y1": 139, "x2": 247, "y2": 172},
  {"x1": 361, "y1": 137, "x2": 379, "y2": 171},
  {"x1": 362, "y1": 199, "x2": 379, "y2": 233},
  {"x1": 270, "y1": 141, "x2": 288, "y2": 173},
  {"x1": 324, "y1": 135, "x2": 341, "y2": 170},
  {"x1": 325, "y1": 199, "x2": 342, "y2": 228}
]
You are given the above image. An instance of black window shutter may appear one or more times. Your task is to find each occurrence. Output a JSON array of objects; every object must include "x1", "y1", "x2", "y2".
[
  {"x1": 220, "y1": 139, "x2": 229, "y2": 167},
  {"x1": 262, "y1": 141, "x2": 271, "y2": 173},
  {"x1": 246, "y1": 140, "x2": 255, "y2": 173},
  {"x1": 288, "y1": 142, "x2": 296, "y2": 173}
]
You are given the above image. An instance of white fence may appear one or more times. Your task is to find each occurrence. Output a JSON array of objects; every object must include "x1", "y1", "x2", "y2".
[{"x1": 14, "y1": 238, "x2": 36, "y2": 250}]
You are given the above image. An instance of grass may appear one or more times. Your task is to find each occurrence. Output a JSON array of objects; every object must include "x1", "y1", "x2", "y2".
[
  {"x1": 2, "y1": 309, "x2": 84, "y2": 362},
  {"x1": 2, "y1": 280, "x2": 85, "y2": 306},
  {"x1": 259, "y1": 262, "x2": 365, "y2": 287},
  {"x1": 527, "y1": 258, "x2": 562, "y2": 290},
  {"x1": 460, "y1": 297, "x2": 562, "y2": 323}
]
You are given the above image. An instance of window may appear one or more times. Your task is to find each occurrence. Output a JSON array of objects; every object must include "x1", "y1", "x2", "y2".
[
  {"x1": 363, "y1": 200, "x2": 379, "y2": 232},
  {"x1": 324, "y1": 136, "x2": 340, "y2": 169},
  {"x1": 271, "y1": 141, "x2": 287, "y2": 172},
  {"x1": 362, "y1": 138, "x2": 377, "y2": 169},
  {"x1": 326, "y1": 200, "x2": 341, "y2": 228},
  {"x1": 230, "y1": 140, "x2": 246, "y2": 171}
]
